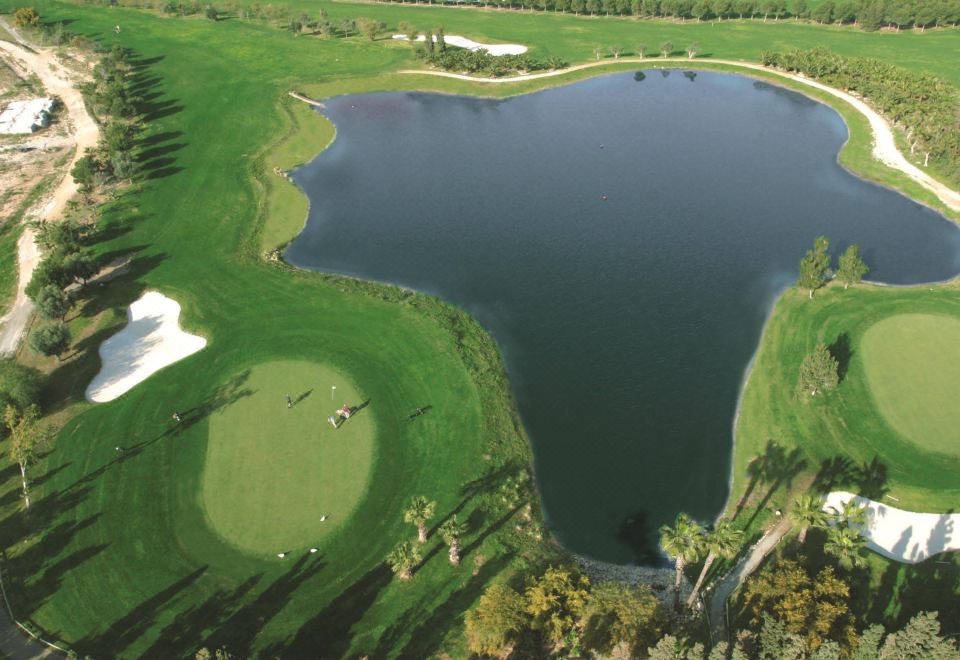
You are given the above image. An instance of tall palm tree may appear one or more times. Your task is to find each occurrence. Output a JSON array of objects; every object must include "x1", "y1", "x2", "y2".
[
  {"x1": 686, "y1": 520, "x2": 744, "y2": 608},
  {"x1": 439, "y1": 515, "x2": 467, "y2": 565},
  {"x1": 824, "y1": 524, "x2": 867, "y2": 570},
  {"x1": 659, "y1": 513, "x2": 704, "y2": 611},
  {"x1": 404, "y1": 495, "x2": 436, "y2": 543},
  {"x1": 793, "y1": 493, "x2": 826, "y2": 545},
  {"x1": 386, "y1": 541, "x2": 421, "y2": 580}
]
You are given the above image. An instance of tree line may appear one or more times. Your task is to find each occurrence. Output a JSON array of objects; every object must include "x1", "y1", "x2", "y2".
[
  {"x1": 762, "y1": 47, "x2": 960, "y2": 185},
  {"x1": 370, "y1": 0, "x2": 960, "y2": 30}
]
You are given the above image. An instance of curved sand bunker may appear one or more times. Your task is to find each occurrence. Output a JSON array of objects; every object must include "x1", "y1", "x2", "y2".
[
  {"x1": 85, "y1": 291, "x2": 207, "y2": 403},
  {"x1": 392, "y1": 34, "x2": 528, "y2": 56},
  {"x1": 824, "y1": 491, "x2": 960, "y2": 564}
]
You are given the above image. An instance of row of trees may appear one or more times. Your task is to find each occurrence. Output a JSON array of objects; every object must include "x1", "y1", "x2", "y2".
[
  {"x1": 465, "y1": 565, "x2": 666, "y2": 657},
  {"x1": 370, "y1": 0, "x2": 960, "y2": 29},
  {"x1": 763, "y1": 48, "x2": 960, "y2": 184},
  {"x1": 0, "y1": 361, "x2": 50, "y2": 512}
]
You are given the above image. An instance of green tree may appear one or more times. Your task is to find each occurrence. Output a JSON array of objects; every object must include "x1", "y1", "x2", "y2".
[
  {"x1": 836, "y1": 244, "x2": 868, "y2": 289},
  {"x1": 5, "y1": 405, "x2": 54, "y2": 510},
  {"x1": 659, "y1": 513, "x2": 704, "y2": 611},
  {"x1": 337, "y1": 18, "x2": 355, "y2": 36},
  {"x1": 386, "y1": 540, "x2": 421, "y2": 580},
  {"x1": 823, "y1": 524, "x2": 867, "y2": 570},
  {"x1": 797, "y1": 235, "x2": 830, "y2": 298},
  {"x1": 580, "y1": 582, "x2": 665, "y2": 656},
  {"x1": 797, "y1": 343, "x2": 839, "y2": 397},
  {"x1": 465, "y1": 583, "x2": 529, "y2": 656},
  {"x1": 63, "y1": 251, "x2": 98, "y2": 285},
  {"x1": 686, "y1": 519, "x2": 743, "y2": 608},
  {"x1": 356, "y1": 17, "x2": 385, "y2": 40},
  {"x1": 13, "y1": 6, "x2": 40, "y2": 27},
  {"x1": 635, "y1": 43, "x2": 648, "y2": 57},
  {"x1": 524, "y1": 566, "x2": 590, "y2": 651},
  {"x1": 438, "y1": 514, "x2": 466, "y2": 565},
  {"x1": 36, "y1": 284, "x2": 71, "y2": 320},
  {"x1": 792, "y1": 0, "x2": 809, "y2": 18},
  {"x1": 660, "y1": 40, "x2": 674, "y2": 57},
  {"x1": 29, "y1": 322, "x2": 71, "y2": 361},
  {"x1": 70, "y1": 154, "x2": 99, "y2": 192},
  {"x1": 880, "y1": 612, "x2": 959, "y2": 657},
  {"x1": 403, "y1": 495, "x2": 436, "y2": 543},
  {"x1": 686, "y1": 42, "x2": 700, "y2": 58},
  {"x1": 792, "y1": 493, "x2": 826, "y2": 544},
  {"x1": 0, "y1": 360, "x2": 41, "y2": 416},
  {"x1": 205, "y1": 5, "x2": 218, "y2": 20},
  {"x1": 609, "y1": 44, "x2": 624, "y2": 58},
  {"x1": 742, "y1": 559, "x2": 855, "y2": 651}
]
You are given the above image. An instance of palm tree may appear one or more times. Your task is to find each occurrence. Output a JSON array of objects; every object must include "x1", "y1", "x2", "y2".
[
  {"x1": 793, "y1": 493, "x2": 826, "y2": 545},
  {"x1": 439, "y1": 515, "x2": 467, "y2": 565},
  {"x1": 685, "y1": 520, "x2": 744, "y2": 608},
  {"x1": 386, "y1": 541, "x2": 421, "y2": 580},
  {"x1": 659, "y1": 513, "x2": 704, "y2": 611},
  {"x1": 404, "y1": 495, "x2": 436, "y2": 543},
  {"x1": 824, "y1": 524, "x2": 867, "y2": 570}
]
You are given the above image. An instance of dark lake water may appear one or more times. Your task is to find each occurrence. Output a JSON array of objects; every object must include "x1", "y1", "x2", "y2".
[{"x1": 286, "y1": 71, "x2": 960, "y2": 564}]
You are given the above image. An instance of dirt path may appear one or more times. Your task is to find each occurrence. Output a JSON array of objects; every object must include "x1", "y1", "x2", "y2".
[
  {"x1": 705, "y1": 517, "x2": 792, "y2": 643},
  {"x1": 0, "y1": 24, "x2": 99, "y2": 356},
  {"x1": 395, "y1": 59, "x2": 960, "y2": 213}
]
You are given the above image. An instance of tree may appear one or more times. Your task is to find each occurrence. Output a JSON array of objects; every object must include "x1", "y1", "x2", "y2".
[
  {"x1": 403, "y1": 495, "x2": 436, "y2": 543},
  {"x1": 36, "y1": 285, "x2": 71, "y2": 321},
  {"x1": 686, "y1": 42, "x2": 700, "y2": 58},
  {"x1": 524, "y1": 566, "x2": 591, "y2": 651},
  {"x1": 609, "y1": 45, "x2": 624, "y2": 58},
  {"x1": 635, "y1": 43, "x2": 648, "y2": 57},
  {"x1": 742, "y1": 559, "x2": 854, "y2": 651},
  {"x1": 594, "y1": 45, "x2": 604, "y2": 60},
  {"x1": 580, "y1": 582, "x2": 665, "y2": 656},
  {"x1": 811, "y1": 0, "x2": 833, "y2": 22},
  {"x1": 13, "y1": 7, "x2": 40, "y2": 27},
  {"x1": 792, "y1": 0, "x2": 809, "y2": 18},
  {"x1": 836, "y1": 244, "x2": 868, "y2": 289},
  {"x1": 26, "y1": 254, "x2": 72, "y2": 300},
  {"x1": 686, "y1": 519, "x2": 743, "y2": 608},
  {"x1": 29, "y1": 322, "x2": 71, "y2": 361},
  {"x1": 205, "y1": 5, "x2": 218, "y2": 20},
  {"x1": 337, "y1": 18, "x2": 355, "y2": 36},
  {"x1": 435, "y1": 26, "x2": 446, "y2": 51},
  {"x1": 823, "y1": 524, "x2": 867, "y2": 570},
  {"x1": 438, "y1": 515, "x2": 466, "y2": 565},
  {"x1": 660, "y1": 41, "x2": 674, "y2": 57},
  {"x1": 71, "y1": 154, "x2": 98, "y2": 192},
  {"x1": 465, "y1": 583, "x2": 528, "y2": 656},
  {"x1": 797, "y1": 235, "x2": 830, "y2": 298},
  {"x1": 792, "y1": 493, "x2": 825, "y2": 544},
  {"x1": 386, "y1": 540, "x2": 421, "y2": 580},
  {"x1": 5, "y1": 405, "x2": 54, "y2": 510},
  {"x1": 63, "y1": 251, "x2": 98, "y2": 285},
  {"x1": 880, "y1": 612, "x2": 959, "y2": 657},
  {"x1": 659, "y1": 513, "x2": 703, "y2": 611},
  {"x1": 356, "y1": 17, "x2": 385, "y2": 40},
  {"x1": 797, "y1": 343, "x2": 839, "y2": 397},
  {"x1": 398, "y1": 20, "x2": 417, "y2": 41},
  {"x1": 0, "y1": 360, "x2": 41, "y2": 416}
]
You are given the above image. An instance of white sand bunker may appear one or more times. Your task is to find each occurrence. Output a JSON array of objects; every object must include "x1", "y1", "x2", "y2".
[
  {"x1": 85, "y1": 291, "x2": 207, "y2": 403},
  {"x1": 824, "y1": 491, "x2": 960, "y2": 564},
  {"x1": 392, "y1": 34, "x2": 527, "y2": 56}
]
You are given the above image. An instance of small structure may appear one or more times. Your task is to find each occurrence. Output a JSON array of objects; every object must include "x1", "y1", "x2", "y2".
[{"x1": 0, "y1": 98, "x2": 55, "y2": 135}]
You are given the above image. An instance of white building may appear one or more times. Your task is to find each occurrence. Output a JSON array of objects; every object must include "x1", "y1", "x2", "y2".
[{"x1": 0, "y1": 98, "x2": 55, "y2": 135}]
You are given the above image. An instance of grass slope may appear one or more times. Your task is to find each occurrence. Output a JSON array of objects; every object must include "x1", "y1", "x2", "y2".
[
  {"x1": 860, "y1": 313, "x2": 960, "y2": 458},
  {"x1": 0, "y1": 0, "x2": 956, "y2": 655},
  {"x1": 202, "y1": 360, "x2": 375, "y2": 555}
]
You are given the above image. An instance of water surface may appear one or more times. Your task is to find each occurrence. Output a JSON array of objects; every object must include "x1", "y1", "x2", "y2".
[{"x1": 286, "y1": 72, "x2": 960, "y2": 564}]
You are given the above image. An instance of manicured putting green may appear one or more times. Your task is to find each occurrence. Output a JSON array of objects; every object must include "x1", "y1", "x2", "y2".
[
  {"x1": 861, "y1": 314, "x2": 960, "y2": 457},
  {"x1": 201, "y1": 360, "x2": 375, "y2": 555}
]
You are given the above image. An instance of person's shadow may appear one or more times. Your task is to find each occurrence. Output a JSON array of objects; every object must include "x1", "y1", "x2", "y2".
[
  {"x1": 408, "y1": 405, "x2": 432, "y2": 421},
  {"x1": 294, "y1": 390, "x2": 313, "y2": 405}
]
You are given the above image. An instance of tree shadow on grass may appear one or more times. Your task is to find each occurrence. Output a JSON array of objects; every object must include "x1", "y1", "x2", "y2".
[
  {"x1": 740, "y1": 440, "x2": 807, "y2": 529},
  {"x1": 80, "y1": 565, "x2": 209, "y2": 655},
  {"x1": 271, "y1": 563, "x2": 392, "y2": 659},
  {"x1": 828, "y1": 332, "x2": 853, "y2": 383}
]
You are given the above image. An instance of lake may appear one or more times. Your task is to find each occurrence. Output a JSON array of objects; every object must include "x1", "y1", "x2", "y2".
[{"x1": 286, "y1": 71, "x2": 960, "y2": 564}]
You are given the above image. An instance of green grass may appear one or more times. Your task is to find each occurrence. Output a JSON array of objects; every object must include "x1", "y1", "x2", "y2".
[
  {"x1": 730, "y1": 282, "x2": 960, "y2": 523},
  {"x1": 0, "y1": 0, "x2": 956, "y2": 655},
  {"x1": 201, "y1": 360, "x2": 375, "y2": 555},
  {"x1": 859, "y1": 314, "x2": 960, "y2": 458}
]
